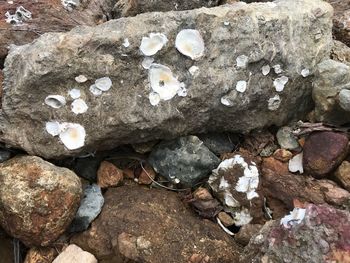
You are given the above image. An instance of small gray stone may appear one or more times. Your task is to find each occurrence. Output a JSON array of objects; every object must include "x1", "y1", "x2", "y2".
[
  {"x1": 339, "y1": 89, "x2": 350, "y2": 111},
  {"x1": 148, "y1": 136, "x2": 220, "y2": 187},
  {"x1": 276, "y1": 126, "x2": 299, "y2": 150},
  {"x1": 198, "y1": 133, "x2": 239, "y2": 155},
  {"x1": 69, "y1": 184, "x2": 104, "y2": 233},
  {"x1": 73, "y1": 157, "x2": 101, "y2": 182}
]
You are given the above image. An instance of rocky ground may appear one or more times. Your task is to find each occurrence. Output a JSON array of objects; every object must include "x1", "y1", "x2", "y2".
[{"x1": 0, "y1": 0, "x2": 350, "y2": 262}]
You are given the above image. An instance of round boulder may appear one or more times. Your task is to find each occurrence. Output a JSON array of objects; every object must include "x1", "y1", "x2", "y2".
[{"x1": 0, "y1": 156, "x2": 82, "y2": 246}]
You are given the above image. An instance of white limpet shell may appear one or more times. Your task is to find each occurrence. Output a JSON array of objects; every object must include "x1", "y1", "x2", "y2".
[
  {"x1": 148, "y1": 64, "x2": 182, "y2": 101},
  {"x1": 149, "y1": 92, "x2": 161, "y2": 106},
  {"x1": 59, "y1": 123, "x2": 86, "y2": 150},
  {"x1": 123, "y1": 38, "x2": 130, "y2": 48},
  {"x1": 142, "y1": 57, "x2": 154, "y2": 69},
  {"x1": 189, "y1": 65, "x2": 199, "y2": 76},
  {"x1": 140, "y1": 33, "x2": 168, "y2": 56},
  {"x1": 221, "y1": 96, "x2": 233, "y2": 107},
  {"x1": 71, "y1": 99, "x2": 88, "y2": 114},
  {"x1": 95, "y1": 77, "x2": 112, "y2": 91},
  {"x1": 45, "y1": 95, "x2": 66, "y2": 109},
  {"x1": 273, "y1": 64, "x2": 283, "y2": 74},
  {"x1": 288, "y1": 152, "x2": 304, "y2": 174},
  {"x1": 223, "y1": 21, "x2": 230, "y2": 26},
  {"x1": 301, "y1": 68, "x2": 310, "y2": 77},
  {"x1": 268, "y1": 94, "x2": 281, "y2": 111},
  {"x1": 274, "y1": 76, "x2": 289, "y2": 92},
  {"x1": 280, "y1": 208, "x2": 306, "y2": 228},
  {"x1": 89, "y1": 84, "x2": 103, "y2": 96},
  {"x1": 236, "y1": 55, "x2": 249, "y2": 69},
  {"x1": 262, "y1": 65, "x2": 270, "y2": 76},
  {"x1": 236, "y1": 80, "x2": 247, "y2": 93},
  {"x1": 68, "y1": 88, "x2": 81, "y2": 99},
  {"x1": 175, "y1": 29, "x2": 205, "y2": 60},
  {"x1": 75, "y1": 75, "x2": 88, "y2": 83},
  {"x1": 45, "y1": 121, "x2": 61, "y2": 136}
]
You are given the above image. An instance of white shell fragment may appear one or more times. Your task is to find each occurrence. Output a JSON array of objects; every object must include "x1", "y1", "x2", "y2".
[
  {"x1": 45, "y1": 121, "x2": 61, "y2": 136},
  {"x1": 95, "y1": 77, "x2": 112, "y2": 91},
  {"x1": 148, "y1": 64, "x2": 183, "y2": 101},
  {"x1": 123, "y1": 38, "x2": 130, "y2": 48},
  {"x1": 221, "y1": 97, "x2": 233, "y2": 107},
  {"x1": 301, "y1": 68, "x2": 310, "y2": 77},
  {"x1": 268, "y1": 95, "x2": 281, "y2": 111},
  {"x1": 189, "y1": 66, "x2": 200, "y2": 76},
  {"x1": 216, "y1": 217, "x2": 235, "y2": 236},
  {"x1": 233, "y1": 209, "x2": 253, "y2": 226},
  {"x1": 140, "y1": 33, "x2": 168, "y2": 56},
  {"x1": 273, "y1": 64, "x2": 283, "y2": 74},
  {"x1": 149, "y1": 92, "x2": 161, "y2": 106},
  {"x1": 142, "y1": 57, "x2": 154, "y2": 69},
  {"x1": 89, "y1": 84, "x2": 102, "y2": 96},
  {"x1": 59, "y1": 123, "x2": 86, "y2": 150},
  {"x1": 45, "y1": 95, "x2": 66, "y2": 109},
  {"x1": 273, "y1": 76, "x2": 289, "y2": 92},
  {"x1": 177, "y1": 86, "x2": 188, "y2": 97},
  {"x1": 236, "y1": 55, "x2": 249, "y2": 69},
  {"x1": 71, "y1": 99, "x2": 88, "y2": 114},
  {"x1": 262, "y1": 65, "x2": 270, "y2": 76},
  {"x1": 5, "y1": 6, "x2": 32, "y2": 24},
  {"x1": 288, "y1": 152, "x2": 304, "y2": 174},
  {"x1": 175, "y1": 29, "x2": 205, "y2": 60},
  {"x1": 75, "y1": 75, "x2": 88, "y2": 83},
  {"x1": 280, "y1": 208, "x2": 306, "y2": 228},
  {"x1": 68, "y1": 88, "x2": 81, "y2": 99},
  {"x1": 236, "y1": 81, "x2": 247, "y2": 93},
  {"x1": 61, "y1": 0, "x2": 80, "y2": 11}
]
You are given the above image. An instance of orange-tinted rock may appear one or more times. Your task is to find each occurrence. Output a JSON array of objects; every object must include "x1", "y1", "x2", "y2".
[
  {"x1": 217, "y1": 212, "x2": 235, "y2": 227},
  {"x1": 0, "y1": 156, "x2": 82, "y2": 246},
  {"x1": 303, "y1": 132, "x2": 349, "y2": 178},
  {"x1": 137, "y1": 164, "x2": 155, "y2": 185},
  {"x1": 97, "y1": 161, "x2": 123, "y2": 188},
  {"x1": 273, "y1": 149, "x2": 293, "y2": 162},
  {"x1": 24, "y1": 247, "x2": 57, "y2": 263},
  {"x1": 334, "y1": 160, "x2": 350, "y2": 191}
]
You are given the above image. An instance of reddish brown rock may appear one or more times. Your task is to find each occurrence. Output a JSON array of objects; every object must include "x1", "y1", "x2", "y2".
[
  {"x1": 0, "y1": 156, "x2": 82, "y2": 246},
  {"x1": 273, "y1": 149, "x2": 293, "y2": 162},
  {"x1": 137, "y1": 164, "x2": 155, "y2": 185},
  {"x1": 241, "y1": 204, "x2": 350, "y2": 263},
  {"x1": 217, "y1": 212, "x2": 235, "y2": 227},
  {"x1": 334, "y1": 160, "x2": 350, "y2": 191},
  {"x1": 188, "y1": 187, "x2": 222, "y2": 219},
  {"x1": 262, "y1": 157, "x2": 350, "y2": 210},
  {"x1": 303, "y1": 131, "x2": 349, "y2": 178},
  {"x1": 235, "y1": 224, "x2": 263, "y2": 246},
  {"x1": 24, "y1": 247, "x2": 57, "y2": 263},
  {"x1": 97, "y1": 161, "x2": 123, "y2": 188},
  {"x1": 328, "y1": 0, "x2": 350, "y2": 46},
  {"x1": 71, "y1": 185, "x2": 241, "y2": 263}
]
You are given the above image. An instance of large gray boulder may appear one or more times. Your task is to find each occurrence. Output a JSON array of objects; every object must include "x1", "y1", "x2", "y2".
[{"x1": 1, "y1": 0, "x2": 333, "y2": 159}]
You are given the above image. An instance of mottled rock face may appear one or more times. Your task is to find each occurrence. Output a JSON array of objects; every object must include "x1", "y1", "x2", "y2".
[
  {"x1": 0, "y1": 156, "x2": 82, "y2": 246},
  {"x1": 149, "y1": 136, "x2": 220, "y2": 187},
  {"x1": 303, "y1": 131, "x2": 349, "y2": 177},
  {"x1": 1, "y1": 0, "x2": 333, "y2": 159},
  {"x1": 71, "y1": 185, "x2": 241, "y2": 263},
  {"x1": 24, "y1": 247, "x2": 58, "y2": 263},
  {"x1": 240, "y1": 204, "x2": 350, "y2": 263}
]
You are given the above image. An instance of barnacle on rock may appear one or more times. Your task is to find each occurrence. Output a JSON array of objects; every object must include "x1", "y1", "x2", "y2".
[
  {"x1": 140, "y1": 33, "x2": 168, "y2": 56},
  {"x1": 175, "y1": 29, "x2": 205, "y2": 60}
]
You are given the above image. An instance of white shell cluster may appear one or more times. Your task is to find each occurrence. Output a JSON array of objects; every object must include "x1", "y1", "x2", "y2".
[
  {"x1": 175, "y1": 29, "x2": 205, "y2": 60},
  {"x1": 46, "y1": 122, "x2": 86, "y2": 150},
  {"x1": 148, "y1": 64, "x2": 186, "y2": 105},
  {"x1": 140, "y1": 33, "x2": 168, "y2": 56},
  {"x1": 89, "y1": 77, "x2": 113, "y2": 96}
]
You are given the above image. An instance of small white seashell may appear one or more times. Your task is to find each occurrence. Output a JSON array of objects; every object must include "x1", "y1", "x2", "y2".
[
  {"x1": 68, "y1": 88, "x2": 81, "y2": 99},
  {"x1": 236, "y1": 81, "x2": 247, "y2": 93},
  {"x1": 268, "y1": 95, "x2": 281, "y2": 111},
  {"x1": 149, "y1": 92, "x2": 161, "y2": 106},
  {"x1": 273, "y1": 64, "x2": 283, "y2": 74},
  {"x1": 221, "y1": 97, "x2": 233, "y2": 107},
  {"x1": 95, "y1": 77, "x2": 112, "y2": 91},
  {"x1": 140, "y1": 33, "x2": 168, "y2": 56},
  {"x1": 175, "y1": 29, "x2": 205, "y2": 60},
  {"x1": 301, "y1": 68, "x2": 310, "y2": 77},
  {"x1": 59, "y1": 123, "x2": 86, "y2": 150},
  {"x1": 142, "y1": 57, "x2": 154, "y2": 69},
  {"x1": 288, "y1": 152, "x2": 304, "y2": 174},
  {"x1": 71, "y1": 99, "x2": 88, "y2": 114},
  {"x1": 274, "y1": 76, "x2": 289, "y2": 92},
  {"x1": 177, "y1": 86, "x2": 188, "y2": 97},
  {"x1": 89, "y1": 84, "x2": 103, "y2": 96},
  {"x1": 45, "y1": 95, "x2": 66, "y2": 109},
  {"x1": 189, "y1": 66, "x2": 200, "y2": 76},
  {"x1": 75, "y1": 75, "x2": 88, "y2": 83},
  {"x1": 123, "y1": 38, "x2": 130, "y2": 48},
  {"x1": 262, "y1": 65, "x2": 270, "y2": 76},
  {"x1": 45, "y1": 121, "x2": 61, "y2": 136},
  {"x1": 236, "y1": 55, "x2": 249, "y2": 69}
]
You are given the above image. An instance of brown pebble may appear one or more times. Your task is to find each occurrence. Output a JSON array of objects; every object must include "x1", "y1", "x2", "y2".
[
  {"x1": 273, "y1": 149, "x2": 293, "y2": 162},
  {"x1": 217, "y1": 212, "x2": 235, "y2": 227},
  {"x1": 97, "y1": 161, "x2": 123, "y2": 188},
  {"x1": 138, "y1": 164, "x2": 155, "y2": 185}
]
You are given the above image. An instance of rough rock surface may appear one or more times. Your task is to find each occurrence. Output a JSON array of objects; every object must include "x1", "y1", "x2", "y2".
[
  {"x1": 52, "y1": 244, "x2": 97, "y2": 263},
  {"x1": 303, "y1": 131, "x2": 349, "y2": 177},
  {"x1": 71, "y1": 185, "x2": 241, "y2": 263},
  {"x1": 331, "y1": 40, "x2": 350, "y2": 66},
  {"x1": 97, "y1": 161, "x2": 123, "y2": 188},
  {"x1": 69, "y1": 184, "x2": 104, "y2": 233},
  {"x1": 327, "y1": 0, "x2": 350, "y2": 46},
  {"x1": 313, "y1": 59, "x2": 350, "y2": 124},
  {"x1": 240, "y1": 204, "x2": 350, "y2": 263},
  {"x1": 235, "y1": 224, "x2": 262, "y2": 246},
  {"x1": 198, "y1": 132, "x2": 238, "y2": 155},
  {"x1": 149, "y1": 136, "x2": 220, "y2": 187},
  {"x1": 1, "y1": 0, "x2": 333, "y2": 159},
  {"x1": 262, "y1": 157, "x2": 350, "y2": 210},
  {"x1": 276, "y1": 126, "x2": 299, "y2": 150},
  {"x1": 0, "y1": 156, "x2": 82, "y2": 246},
  {"x1": 24, "y1": 247, "x2": 57, "y2": 263},
  {"x1": 334, "y1": 160, "x2": 350, "y2": 191}
]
